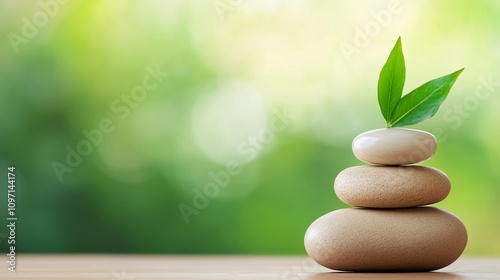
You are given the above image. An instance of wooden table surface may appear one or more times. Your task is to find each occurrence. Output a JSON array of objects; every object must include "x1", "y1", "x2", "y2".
[{"x1": 1, "y1": 255, "x2": 499, "y2": 279}]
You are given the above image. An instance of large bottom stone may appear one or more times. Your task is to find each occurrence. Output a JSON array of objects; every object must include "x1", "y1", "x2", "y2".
[{"x1": 304, "y1": 207, "x2": 467, "y2": 272}]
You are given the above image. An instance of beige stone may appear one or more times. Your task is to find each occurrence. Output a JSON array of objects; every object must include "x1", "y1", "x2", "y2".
[
  {"x1": 334, "y1": 165, "x2": 450, "y2": 208},
  {"x1": 304, "y1": 207, "x2": 467, "y2": 272},
  {"x1": 352, "y1": 128, "x2": 437, "y2": 165}
]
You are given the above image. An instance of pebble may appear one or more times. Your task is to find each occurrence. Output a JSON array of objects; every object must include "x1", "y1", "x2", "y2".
[
  {"x1": 334, "y1": 165, "x2": 450, "y2": 208},
  {"x1": 304, "y1": 207, "x2": 467, "y2": 272},
  {"x1": 352, "y1": 128, "x2": 437, "y2": 165}
]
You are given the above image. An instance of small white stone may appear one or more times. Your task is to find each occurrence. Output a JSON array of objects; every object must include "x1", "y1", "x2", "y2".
[{"x1": 352, "y1": 128, "x2": 437, "y2": 165}]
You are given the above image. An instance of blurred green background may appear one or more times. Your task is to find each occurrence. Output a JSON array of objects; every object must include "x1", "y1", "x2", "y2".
[{"x1": 0, "y1": 0, "x2": 499, "y2": 255}]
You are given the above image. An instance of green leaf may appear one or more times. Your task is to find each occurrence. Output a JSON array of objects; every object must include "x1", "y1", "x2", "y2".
[
  {"x1": 378, "y1": 36, "x2": 405, "y2": 125},
  {"x1": 388, "y1": 68, "x2": 464, "y2": 127}
]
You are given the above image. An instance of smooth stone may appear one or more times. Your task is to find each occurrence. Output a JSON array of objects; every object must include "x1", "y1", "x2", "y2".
[
  {"x1": 352, "y1": 128, "x2": 437, "y2": 165},
  {"x1": 334, "y1": 165, "x2": 450, "y2": 208},
  {"x1": 304, "y1": 207, "x2": 467, "y2": 272}
]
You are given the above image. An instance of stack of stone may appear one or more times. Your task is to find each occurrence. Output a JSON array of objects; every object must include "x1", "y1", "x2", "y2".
[{"x1": 304, "y1": 128, "x2": 468, "y2": 272}]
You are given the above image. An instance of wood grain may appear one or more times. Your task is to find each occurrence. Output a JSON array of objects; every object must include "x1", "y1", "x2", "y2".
[{"x1": 0, "y1": 255, "x2": 499, "y2": 279}]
